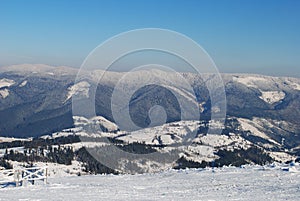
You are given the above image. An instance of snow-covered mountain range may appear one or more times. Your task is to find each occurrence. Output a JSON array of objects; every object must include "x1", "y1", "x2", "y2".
[{"x1": 0, "y1": 64, "x2": 299, "y2": 173}]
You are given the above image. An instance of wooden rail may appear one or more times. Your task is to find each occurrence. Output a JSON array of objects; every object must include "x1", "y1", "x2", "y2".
[{"x1": 0, "y1": 166, "x2": 48, "y2": 187}]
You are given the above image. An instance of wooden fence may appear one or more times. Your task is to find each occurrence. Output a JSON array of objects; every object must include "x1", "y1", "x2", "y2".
[{"x1": 0, "y1": 166, "x2": 48, "y2": 187}]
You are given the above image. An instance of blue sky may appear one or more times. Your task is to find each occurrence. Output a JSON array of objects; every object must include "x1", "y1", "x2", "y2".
[{"x1": 0, "y1": 0, "x2": 299, "y2": 77}]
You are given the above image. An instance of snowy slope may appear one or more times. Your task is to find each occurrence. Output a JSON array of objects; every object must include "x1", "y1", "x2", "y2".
[
  {"x1": 231, "y1": 74, "x2": 300, "y2": 91},
  {"x1": 0, "y1": 165, "x2": 299, "y2": 201},
  {"x1": 0, "y1": 137, "x2": 30, "y2": 143},
  {"x1": 0, "y1": 65, "x2": 300, "y2": 138},
  {"x1": 0, "y1": 78, "x2": 15, "y2": 88},
  {"x1": 117, "y1": 121, "x2": 199, "y2": 145},
  {"x1": 0, "y1": 65, "x2": 299, "y2": 174},
  {"x1": 259, "y1": 91, "x2": 285, "y2": 104},
  {"x1": 65, "y1": 81, "x2": 90, "y2": 102},
  {"x1": 0, "y1": 89, "x2": 9, "y2": 99},
  {"x1": 18, "y1": 80, "x2": 27, "y2": 87},
  {"x1": 0, "y1": 78, "x2": 15, "y2": 98},
  {"x1": 238, "y1": 118, "x2": 276, "y2": 143},
  {"x1": 1, "y1": 113, "x2": 298, "y2": 175}
]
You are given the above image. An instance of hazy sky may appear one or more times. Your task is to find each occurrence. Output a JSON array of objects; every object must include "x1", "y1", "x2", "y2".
[{"x1": 1, "y1": 0, "x2": 299, "y2": 77}]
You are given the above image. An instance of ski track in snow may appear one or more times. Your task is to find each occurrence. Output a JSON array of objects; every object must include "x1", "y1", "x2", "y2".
[{"x1": 0, "y1": 167, "x2": 299, "y2": 201}]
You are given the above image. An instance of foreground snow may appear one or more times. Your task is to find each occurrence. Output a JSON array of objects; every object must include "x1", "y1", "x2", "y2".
[{"x1": 1, "y1": 165, "x2": 299, "y2": 201}]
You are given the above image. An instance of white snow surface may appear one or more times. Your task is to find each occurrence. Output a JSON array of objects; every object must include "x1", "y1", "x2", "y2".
[
  {"x1": 118, "y1": 121, "x2": 199, "y2": 145},
  {"x1": 194, "y1": 134, "x2": 251, "y2": 150},
  {"x1": 237, "y1": 118, "x2": 280, "y2": 146},
  {"x1": 19, "y1": 80, "x2": 27, "y2": 87},
  {"x1": 0, "y1": 166, "x2": 299, "y2": 201},
  {"x1": 65, "y1": 81, "x2": 90, "y2": 102},
  {"x1": 259, "y1": 91, "x2": 285, "y2": 104},
  {"x1": 0, "y1": 78, "x2": 15, "y2": 98},
  {"x1": 0, "y1": 78, "x2": 15, "y2": 88},
  {"x1": 233, "y1": 76, "x2": 269, "y2": 88},
  {"x1": 284, "y1": 78, "x2": 300, "y2": 91},
  {"x1": 0, "y1": 89, "x2": 9, "y2": 99},
  {"x1": 268, "y1": 152, "x2": 296, "y2": 162},
  {"x1": 73, "y1": 116, "x2": 119, "y2": 132},
  {"x1": 0, "y1": 137, "x2": 30, "y2": 143},
  {"x1": 231, "y1": 74, "x2": 300, "y2": 92},
  {"x1": 290, "y1": 82, "x2": 300, "y2": 90}
]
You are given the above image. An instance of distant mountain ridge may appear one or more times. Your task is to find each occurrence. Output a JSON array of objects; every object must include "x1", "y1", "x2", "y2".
[
  {"x1": 0, "y1": 64, "x2": 299, "y2": 173},
  {"x1": 0, "y1": 64, "x2": 299, "y2": 139}
]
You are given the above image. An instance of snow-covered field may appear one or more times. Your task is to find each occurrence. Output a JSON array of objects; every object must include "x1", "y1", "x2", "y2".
[{"x1": 1, "y1": 165, "x2": 299, "y2": 201}]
